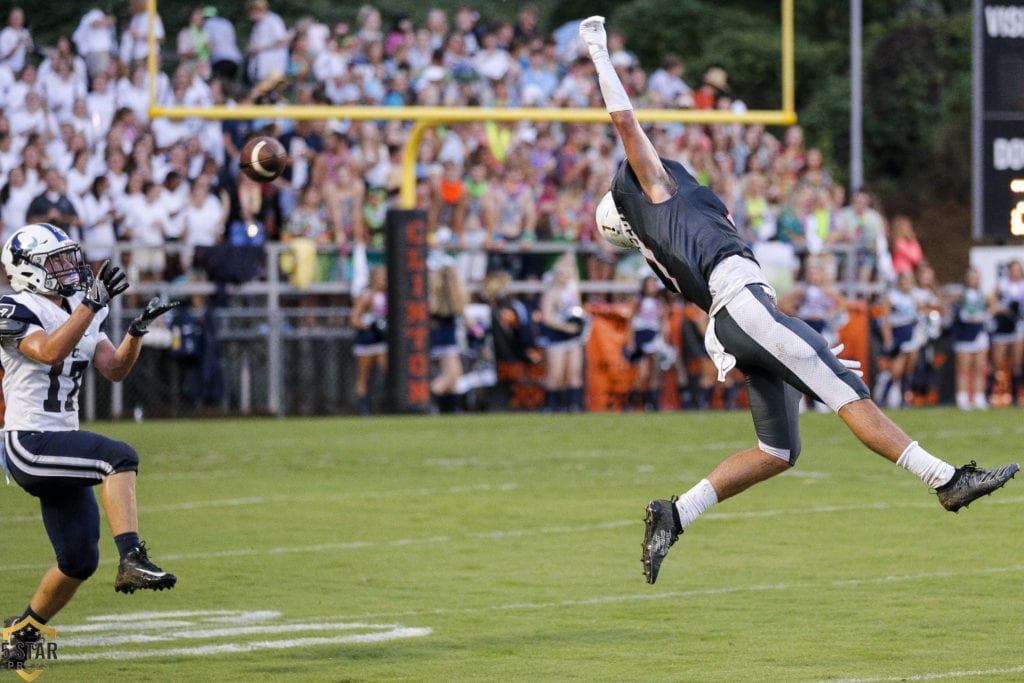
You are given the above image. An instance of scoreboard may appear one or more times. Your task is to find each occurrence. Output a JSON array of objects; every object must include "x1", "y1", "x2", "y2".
[{"x1": 976, "y1": 1, "x2": 1024, "y2": 239}]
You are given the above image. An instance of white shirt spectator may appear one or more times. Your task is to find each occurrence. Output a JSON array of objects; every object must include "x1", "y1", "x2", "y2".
[
  {"x1": 86, "y1": 76, "x2": 117, "y2": 134},
  {"x1": 39, "y1": 63, "x2": 87, "y2": 120},
  {"x1": 6, "y1": 68, "x2": 39, "y2": 113},
  {"x1": 65, "y1": 165, "x2": 95, "y2": 201},
  {"x1": 73, "y1": 9, "x2": 117, "y2": 75},
  {"x1": 79, "y1": 186, "x2": 117, "y2": 261},
  {"x1": 124, "y1": 189, "x2": 169, "y2": 247},
  {"x1": 204, "y1": 14, "x2": 242, "y2": 66},
  {"x1": 0, "y1": 9, "x2": 32, "y2": 73},
  {"x1": 13, "y1": 94, "x2": 57, "y2": 140},
  {"x1": 160, "y1": 181, "x2": 189, "y2": 239},
  {"x1": 1, "y1": 175, "x2": 34, "y2": 234},
  {"x1": 0, "y1": 62, "x2": 15, "y2": 101},
  {"x1": 182, "y1": 188, "x2": 223, "y2": 249},
  {"x1": 120, "y1": 10, "x2": 165, "y2": 65},
  {"x1": 247, "y1": 7, "x2": 289, "y2": 82}
]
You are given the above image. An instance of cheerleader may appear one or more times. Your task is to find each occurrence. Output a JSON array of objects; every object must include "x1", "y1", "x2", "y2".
[
  {"x1": 952, "y1": 267, "x2": 994, "y2": 410},
  {"x1": 350, "y1": 266, "x2": 388, "y2": 415},
  {"x1": 429, "y1": 264, "x2": 470, "y2": 413},
  {"x1": 990, "y1": 259, "x2": 1024, "y2": 405},
  {"x1": 624, "y1": 276, "x2": 670, "y2": 411},
  {"x1": 539, "y1": 253, "x2": 588, "y2": 412},
  {"x1": 876, "y1": 270, "x2": 921, "y2": 409}
]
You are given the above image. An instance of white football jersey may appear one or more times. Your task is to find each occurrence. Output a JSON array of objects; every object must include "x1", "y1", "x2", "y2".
[{"x1": 0, "y1": 291, "x2": 110, "y2": 432}]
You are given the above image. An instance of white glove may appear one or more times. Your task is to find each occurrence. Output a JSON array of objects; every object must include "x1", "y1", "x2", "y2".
[
  {"x1": 579, "y1": 16, "x2": 609, "y2": 58},
  {"x1": 830, "y1": 343, "x2": 863, "y2": 378}
]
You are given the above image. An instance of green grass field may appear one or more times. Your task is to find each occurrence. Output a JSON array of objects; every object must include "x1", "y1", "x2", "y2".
[{"x1": 2, "y1": 409, "x2": 1023, "y2": 682}]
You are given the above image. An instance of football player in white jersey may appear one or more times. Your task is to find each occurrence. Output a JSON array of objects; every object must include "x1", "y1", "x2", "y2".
[{"x1": 0, "y1": 223, "x2": 179, "y2": 666}]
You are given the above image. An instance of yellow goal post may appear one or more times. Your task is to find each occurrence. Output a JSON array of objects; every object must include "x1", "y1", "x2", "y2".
[{"x1": 145, "y1": 0, "x2": 796, "y2": 209}]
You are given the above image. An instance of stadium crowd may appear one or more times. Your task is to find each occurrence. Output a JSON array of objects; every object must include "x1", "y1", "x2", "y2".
[{"x1": 0, "y1": 2, "x2": 1022, "y2": 414}]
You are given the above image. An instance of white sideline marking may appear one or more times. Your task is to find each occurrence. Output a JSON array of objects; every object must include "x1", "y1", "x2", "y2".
[
  {"x1": 1, "y1": 497, "x2": 1022, "y2": 573},
  {"x1": 825, "y1": 665, "x2": 1024, "y2": 682}
]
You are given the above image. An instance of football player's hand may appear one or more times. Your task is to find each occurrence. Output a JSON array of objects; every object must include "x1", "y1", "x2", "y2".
[
  {"x1": 830, "y1": 343, "x2": 863, "y2": 378},
  {"x1": 84, "y1": 260, "x2": 129, "y2": 312},
  {"x1": 128, "y1": 297, "x2": 182, "y2": 337},
  {"x1": 579, "y1": 16, "x2": 608, "y2": 56}
]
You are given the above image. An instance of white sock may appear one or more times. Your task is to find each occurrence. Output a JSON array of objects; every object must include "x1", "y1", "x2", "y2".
[
  {"x1": 896, "y1": 441, "x2": 956, "y2": 488},
  {"x1": 673, "y1": 479, "x2": 719, "y2": 529}
]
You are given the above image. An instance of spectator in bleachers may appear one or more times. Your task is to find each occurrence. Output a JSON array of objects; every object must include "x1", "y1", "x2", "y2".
[
  {"x1": 693, "y1": 66, "x2": 729, "y2": 110},
  {"x1": 120, "y1": 0, "x2": 165, "y2": 69},
  {"x1": 798, "y1": 147, "x2": 832, "y2": 191},
  {"x1": 104, "y1": 147, "x2": 129, "y2": 201},
  {"x1": 18, "y1": 142, "x2": 46, "y2": 195},
  {"x1": 326, "y1": 163, "x2": 365, "y2": 253},
  {"x1": 647, "y1": 54, "x2": 692, "y2": 108},
  {"x1": 72, "y1": 8, "x2": 117, "y2": 80},
  {"x1": 6, "y1": 61, "x2": 37, "y2": 115},
  {"x1": 0, "y1": 166, "x2": 31, "y2": 243},
  {"x1": 79, "y1": 174, "x2": 117, "y2": 271},
  {"x1": 245, "y1": 0, "x2": 290, "y2": 86},
  {"x1": 40, "y1": 55, "x2": 87, "y2": 122},
  {"x1": 177, "y1": 7, "x2": 212, "y2": 79},
  {"x1": 952, "y1": 266, "x2": 993, "y2": 410},
  {"x1": 890, "y1": 214, "x2": 924, "y2": 276},
  {"x1": 123, "y1": 179, "x2": 170, "y2": 284},
  {"x1": 456, "y1": 161, "x2": 490, "y2": 283},
  {"x1": 26, "y1": 166, "x2": 82, "y2": 238},
  {"x1": 485, "y1": 164, "x2": 537, "y2": 280},
  {"x1": 203, "y1": 6, "x2": 242, "y2": 85},
  {"x1": 86, "y1": 71, "x2": 117, "y2": 135},
  {"x1": 65, "y1": 148, "x2": 95, "y2": 201},
  {"x1": 181, "y1": 172, "x2": 226, "y2": 274},
  {"x1": 0, "y1": 7, "x2": 33, "y2": 75},
  {"x1": 834, "y1": 186, "x2": 886, "y2": 284},
  {"x1": 426, "y1": 8, "x2": 451, "y2": 52}
]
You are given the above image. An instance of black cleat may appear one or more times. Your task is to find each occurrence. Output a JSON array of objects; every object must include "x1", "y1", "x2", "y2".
[
  {"x1": 1, "y1": 615, "x2": 38, "y2": 670},
  {"x1": 114, "y1": 543, "x2": 177, "y2": 594},
  {"x1": 642, "y1": 498, "x2": 683, "y2": 585},
  {"x1": 935, "y1": 461, "x2": 1019, "y2": 512}
]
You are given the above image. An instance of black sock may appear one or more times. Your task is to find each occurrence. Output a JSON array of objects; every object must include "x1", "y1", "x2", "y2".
[{"x1": 114, "y1": 532, "x2": 141, "y2": 558}]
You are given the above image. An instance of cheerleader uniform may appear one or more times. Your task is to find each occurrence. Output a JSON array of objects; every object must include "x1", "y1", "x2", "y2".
[
  {"x1": 991, "y1": 276, "x2": 1024, "y2": 344},
  {"x1": 353, "y1": 290, "x2": 387, "y2": 356},
  {"x1": 953, "y1": 287, "x2": 990, "y2": 354},
  {"x1": 885, "y1": 287, "x2": 920, "y2": 357}
]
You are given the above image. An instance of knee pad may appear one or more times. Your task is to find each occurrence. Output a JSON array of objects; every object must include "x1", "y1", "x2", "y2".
[{"x1": 57, "y1": 543, "x2": 100, "y2": 581}]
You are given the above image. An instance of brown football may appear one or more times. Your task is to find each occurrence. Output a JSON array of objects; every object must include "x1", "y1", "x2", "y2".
[{"x1": 239, "y1": 136, "x2": 288, "y2": 182}]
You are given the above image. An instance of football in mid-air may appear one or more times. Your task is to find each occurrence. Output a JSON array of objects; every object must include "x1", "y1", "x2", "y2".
[{"x1": 239, "y1": 136, "x2": 288, "y2": 182}]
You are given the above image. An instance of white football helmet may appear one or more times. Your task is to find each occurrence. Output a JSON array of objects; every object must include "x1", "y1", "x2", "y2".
[
  {"x1": 2, "y1": 223, "x2": 92, "y2": 296},
  {"x1": 595, "y1": 191, "x2": 637, "y2": 249}
]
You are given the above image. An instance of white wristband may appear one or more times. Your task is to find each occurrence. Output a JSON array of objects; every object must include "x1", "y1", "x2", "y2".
[{"x1": 590, "y1": 49, "x2": 632, "y2": 113}]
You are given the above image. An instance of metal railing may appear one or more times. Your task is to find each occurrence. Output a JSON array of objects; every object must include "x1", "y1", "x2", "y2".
[{"x1": 78, "y1": 239, "x2": 878, "y2": 419}]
